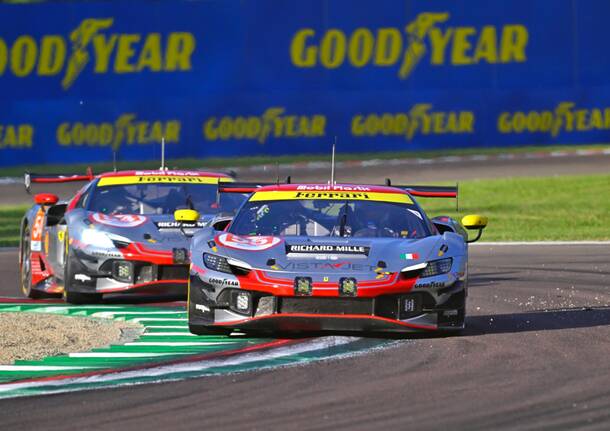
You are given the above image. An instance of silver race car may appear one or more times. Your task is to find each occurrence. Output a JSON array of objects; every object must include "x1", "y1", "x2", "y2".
[
  {"x1": 187, "y1": 182, "x2": 487, "y2": 335},
  {"x1": 19, "y1": 169, "x2": 245, "y2": 303}
]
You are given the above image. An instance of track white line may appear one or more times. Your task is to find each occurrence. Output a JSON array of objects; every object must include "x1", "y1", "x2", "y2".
[
  {"x1": 0, "y1": 365, "x2": 96, "y2": 371},
  {"x1": 68, "y1": 352, "x2": 185, "y2": 358},
  {"x1": 142, "y1": 332, "x2": 197, "y2": 337}
]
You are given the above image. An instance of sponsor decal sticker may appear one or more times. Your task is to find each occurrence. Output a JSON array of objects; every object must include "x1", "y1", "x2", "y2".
[
  {"x1": 414, "y1": 281, "x2": 445, "y2": 289},
  {"x1": 98, "y1": 175, "x2": 229, "y2": 186},
  {"x1": 156, "y1": 221, "x2": 207, "y2": 230},
  {"x1": 90, "y1": 213, "x2": 147, "y2": 227},
  {"x1": 215, "y1": 233, "x2": 281, "y2": 251},
  {"x1": 250, "y1": 190, "x2": 412, "y2": 204},
  {"x1": 207, "y1": 277, "x2": 239, "y2": 288},
  {"x1": 286, "y1": 244, "x2": 370, "y2": 255},
  {"x1": 74, "y1": 274, "x2": 92, "y2": 282}
]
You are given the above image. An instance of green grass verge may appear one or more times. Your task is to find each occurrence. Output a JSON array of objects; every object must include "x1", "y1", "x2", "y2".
[
  {"x1": 419, "y1": 173, "x2": 610, "y2": 241},
  {"x1": 0, "y1": 144, "x2": 607, "y2": 178},
  {"x1": 0, "y1": 173, "x2": 607, "y2": 246},
  {"x1": 0, "y1": 205, "x2": 27, "y2": 247}
]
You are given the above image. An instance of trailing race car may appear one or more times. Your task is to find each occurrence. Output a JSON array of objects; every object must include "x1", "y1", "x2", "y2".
[
  {"x1": 19, "y1": 169, "x2": 245, "y2": 304},
  {"x1": 187, "y1": 182, "x2": 487, "y2": 335}
]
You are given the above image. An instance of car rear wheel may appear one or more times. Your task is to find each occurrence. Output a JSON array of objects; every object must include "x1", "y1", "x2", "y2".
[
  {"x1": 19, "y1": 225, "x2": 43, "y2": 299},
  {"x1": 63, "y1": 232, "x2": 103, "y2": 305}
]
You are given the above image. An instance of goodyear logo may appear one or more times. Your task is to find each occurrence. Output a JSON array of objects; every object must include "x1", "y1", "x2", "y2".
[
  {"x1": 56, "y1": 113, "x2": 180, "y2": 149},
  {"x1": 498, "y1": 102, "x2": 610, "y2": 136},
  {"x1": 0, "y1": 18, "x2": 196, "y2": 90},
  {"x1": 0, "y1": 123, "x2": 33, "y2": 149},
  {"x1": 352, "y1": 104, "x2": 474, "y2": 140},
  {"x1": 290, "y1": 12, "x2": 528, "y2": 79},
  {"x1": 203, "y1": 107, "x2": 326, "y2": 144}
]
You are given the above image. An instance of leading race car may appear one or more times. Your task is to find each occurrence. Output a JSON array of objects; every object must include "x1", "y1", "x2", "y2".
[
  {"x1": 187, "y1": 182, "x2": 487, "y2": 335},
  {"x1": 19, "y1": 169, "x2": 245, "y2": 304}
]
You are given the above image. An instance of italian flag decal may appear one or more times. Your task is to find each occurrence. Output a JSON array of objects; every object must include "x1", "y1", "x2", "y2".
[{"x1": 400, "y1": 253, "x2": 420, "y2": 260}]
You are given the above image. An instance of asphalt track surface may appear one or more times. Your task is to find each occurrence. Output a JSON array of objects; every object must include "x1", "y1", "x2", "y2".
[
  {"x1": 3, "y1": 150, "x2": 610, "y2": 205},
  {"x1": 1, "y1": 243, "x2": 609, "y2": 430}
]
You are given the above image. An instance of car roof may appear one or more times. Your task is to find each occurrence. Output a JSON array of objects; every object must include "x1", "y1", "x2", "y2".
[
  {"x1": 255, "y1": 183, "x2": 409, "y2": 195},
  {"x1": 97, "y1": 170, "x2": 232, "y2": 179}
]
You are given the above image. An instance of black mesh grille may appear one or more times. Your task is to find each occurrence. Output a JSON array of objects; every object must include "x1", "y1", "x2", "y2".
[
  {"x1": 279, "y1": 297, "x2": 373, "y2": 315},
  {"x1": 158, "y1": 265, "x2": 189, "y2": 280}
]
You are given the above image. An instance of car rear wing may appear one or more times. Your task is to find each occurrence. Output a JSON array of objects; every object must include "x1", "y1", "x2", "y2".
[
  {"x1": 24, "y1": 167, "x2": 94, "y2": 192},
  {"x1": 389, "y1": 184, "x2": 458, "y2": 198},
  {"x1": 218, "y1": 178, "x2": 293, "y2": 194},
  {"x1": 219, "y1": 180, "x2": 457, "y2": 197}
]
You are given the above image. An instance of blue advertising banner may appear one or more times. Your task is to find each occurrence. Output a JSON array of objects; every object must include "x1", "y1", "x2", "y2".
[{"x1": 1, "y1": 0, "x2": 609, "y2": 167}]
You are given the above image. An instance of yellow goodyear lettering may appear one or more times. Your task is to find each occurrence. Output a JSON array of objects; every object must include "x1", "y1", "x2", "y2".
[
  {"x1": 289, "y1": 12, "x2": 529, "y2": 79},
  {"x1": 203, "y1": 107, "x2": 327, "y2": 144},
  {"x1": 55, "y1": 114, "x2": 181, "y2": 149},
  {"x1": 351, "y1": 104, "x2": 474, "y2": 140},
  {"x1": 497, "y1": 102, "x2": 610, "y2": 137},
  {"x1": 0, "y1": 18, "x2": 196, "y2": 90},
  {"x1": 0, "y1": 124, "x2": 34, "y2": 149}
]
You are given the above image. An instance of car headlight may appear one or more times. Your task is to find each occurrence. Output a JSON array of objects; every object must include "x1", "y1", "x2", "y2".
[
  {"x1": 420, "y1": 258, "x2": 453, "y2": 278},
  {"x1": 203, "y1": 253, "x2": 252, "y2": 275},
  {"x1": 203, "y1": 253, "x2": 232, "y2": 274},
  {"x1": 81, "y1": 229, "x2": 132, "y2": 249},
  {"x1": 81, "y1": 229, "x2": 114, "y2": 248}
]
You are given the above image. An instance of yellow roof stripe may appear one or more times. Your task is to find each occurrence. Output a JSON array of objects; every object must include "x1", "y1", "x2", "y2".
[
  {"x1": 249, "y1": 190, "x2": 412, "y2": 204},
  {"x1": 98, "y1": 176, "x2": 233, "y2": 187}
]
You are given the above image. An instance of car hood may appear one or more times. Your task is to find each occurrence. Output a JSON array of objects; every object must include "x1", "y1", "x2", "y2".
[
  {"x1": 74, "y1": 211, "x2": 217, "y2": 249},
  {"x1": 206, "y1": 233, "x2": 448, "y2": 276}
]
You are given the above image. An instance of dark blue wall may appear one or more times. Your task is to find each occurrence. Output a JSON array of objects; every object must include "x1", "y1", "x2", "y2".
[{"x1": 1, "y1": 0, "x2": 609, "y2": 166}]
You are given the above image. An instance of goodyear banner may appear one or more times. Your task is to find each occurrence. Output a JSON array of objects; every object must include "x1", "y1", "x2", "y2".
[{"x1": 1, "y1": 0, "x2": 610, "y2": 167}]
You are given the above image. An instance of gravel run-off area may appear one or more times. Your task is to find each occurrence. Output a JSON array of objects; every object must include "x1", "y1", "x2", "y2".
[{"x1": 0, "y1": 312, "x2": 143, "y2": 365}]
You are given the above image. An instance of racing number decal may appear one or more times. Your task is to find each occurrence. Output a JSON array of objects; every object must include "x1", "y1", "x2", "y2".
[
  {"x1": 215, "y1": 233, "x2": 281, "y2": 251},
  {"x1": 31, "y1": 208, "x2": 45, "y2": 252},
  {"x1": 90, "y1": 213, "x2": 148, "y2": 228}
]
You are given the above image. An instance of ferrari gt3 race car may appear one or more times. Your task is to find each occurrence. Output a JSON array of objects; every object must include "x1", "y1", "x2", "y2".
[
  {"x1": 19, "y1": 169, "x2": 245, "y2": 303},
  {"x1": 187, "y1": 182, "x2": 487, "y2": 335}
]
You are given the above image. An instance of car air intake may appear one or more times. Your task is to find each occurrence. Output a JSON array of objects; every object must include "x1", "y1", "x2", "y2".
[
  {"x1": 158, "y1": 265, "x2": 189, "y2": 280},
  {"x1": 279, "y1": 297, "x2": 373, "y2": 315}
]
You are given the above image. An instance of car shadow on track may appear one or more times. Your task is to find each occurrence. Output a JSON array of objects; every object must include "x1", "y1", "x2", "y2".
[
  {"x1": 463, "y1": 306, "x2": 610, "y2": 336},
  {"x1": 257, "y1": 307, "x2": 610, "y2": 341}
]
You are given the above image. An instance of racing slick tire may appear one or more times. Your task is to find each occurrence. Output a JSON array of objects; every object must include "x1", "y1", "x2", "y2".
[
  {"x1": 19, "y1": 225, "x2": 45, "y2": 299},
  {"x1": 63, "y1": 232, "x2": 102, "y2": 305},
  {"x1": 189, "y1": 323, "x2": 232, "y2": 336}
]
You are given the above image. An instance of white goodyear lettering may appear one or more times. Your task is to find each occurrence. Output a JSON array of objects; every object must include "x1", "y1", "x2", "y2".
[
  {"x1": 290, "y1": 12, "x2": 528, "y2": 79},
  {"x1": 0, "y1": 18, "x2": 196, "y2": 90},
  {"x1": 56, "y1": 113, "x2": 180, "y2": 149},
  {"x1": 498, "y1": 102, "x2": 610, "y2": 136},
  {"x1": 203, "y1": 107, "x2": 326, "y2": 144},
  {"x1": 0, "y1": 124, "x2": 34, "y2": 149},
  {"x1": 352, "y1": 104, "x2": 474, "y2": 140}
]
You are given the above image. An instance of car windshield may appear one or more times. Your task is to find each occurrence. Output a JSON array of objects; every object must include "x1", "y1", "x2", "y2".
[
  {"x1": 229, "y1": 199, "x2": 429, "y2": 238},
  {"x1": 88, "y1": 183, "x2": 245, "y2": 215}
]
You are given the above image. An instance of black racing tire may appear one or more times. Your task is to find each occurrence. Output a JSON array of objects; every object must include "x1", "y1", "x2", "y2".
[
  {"x1": 63, "y1": 290, "x2": 102, "y2": 305},
  {"x1": 63, "y1": 232, "x2": 103, "y2": 305},
  {"x1": 189, "y1": 323, "x2": 232, "y2": 336},
  {"x1": 19, "y1": 224, "x2": 43, "y2": 299}
]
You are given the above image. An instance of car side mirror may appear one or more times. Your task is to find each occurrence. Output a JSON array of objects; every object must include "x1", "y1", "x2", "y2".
[
  {"x1": 34, "y1": 193, "x2": 59, "y2": 206},
  {"x1": 174, "y1": 209, "x2": 199, "y2": 222},
  {"x1": 461, "y1": 214, "x2": 488, "y2": 243}
]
